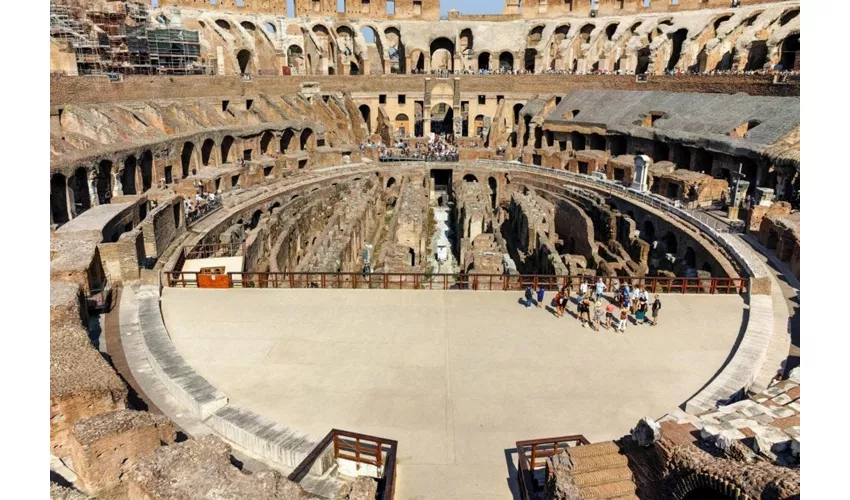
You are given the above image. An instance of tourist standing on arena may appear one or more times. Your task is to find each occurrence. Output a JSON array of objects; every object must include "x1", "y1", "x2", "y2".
[
  {"x1": 536, "y1": 285, "x2": 545, "y2": 309},
  {"x1": 593, "y1": 300, "x2": 603, "y2": 330},
  {"x1": 618, "y1": 307, "x2": 629, "y2": 332},
  {"x1": 605, "y1": 302, "x2": 616, "y2": 329},
  {"x1": 553, "y1": 288, "x2": 564, "y2": 317},
  {"x1": 594, "y1": 278, "x2": 607, "y2": 300},
  {"x1": 651, "y1": 294, "x2": 662, "y2": 326},
  {"x1": 524, "y1": 285, "x2": 534, "y2": 308},
  {"x1": 578, "y1": 296, "x2": 591, "y2": 327}
]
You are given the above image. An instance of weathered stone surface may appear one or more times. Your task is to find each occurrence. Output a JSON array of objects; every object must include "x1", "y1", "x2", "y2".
[
  {"x1": 127, "y1": 435, "x2": 316, "y2": 500},
  {"x1": 631, "y1": 417, "x2": 662, "y2": 447},
  {"x1": 543, "y1": 451, "x2": 581, "y2": 500},
  {"x1": 69, "y1": 410, "x2": 176, "y2": 496},
  {"x1": 335, "y1": 476, "x2": 379, "y2": 500},
  {"x1": 50, "y1": 483, "x2": 92, "y2": 500}
]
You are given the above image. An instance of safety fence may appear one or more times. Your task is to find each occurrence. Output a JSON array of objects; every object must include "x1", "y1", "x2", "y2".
[
  {"x1": 164, "y1": 271, "x2": 747, "y2": 294},
  {"x1": 288, "y1": 429, "x2": 397, "y2": 500},
  {"x1": 516, "y1": 435, "x2": 590, "y2": 500}
]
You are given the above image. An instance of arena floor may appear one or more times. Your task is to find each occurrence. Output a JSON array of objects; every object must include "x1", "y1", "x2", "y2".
[{"x1": 162, "y1": 288, "x2": 747, "y2": 499}]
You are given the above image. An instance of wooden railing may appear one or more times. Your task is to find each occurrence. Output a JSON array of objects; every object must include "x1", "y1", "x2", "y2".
[
  {"x1": 165, "y1": 271, "x2": 747, "y2": 295},
  {"x1": 516, "y1": 435, "x2": 590, "y2": 500},
  {"x1": 288, "y1": 429, "x2": 398, "y2": 500}
]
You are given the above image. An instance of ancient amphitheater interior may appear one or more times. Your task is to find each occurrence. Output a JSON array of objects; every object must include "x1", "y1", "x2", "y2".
[{"x1": 47, "y1": 1, "x2": 802, "y2": 499}]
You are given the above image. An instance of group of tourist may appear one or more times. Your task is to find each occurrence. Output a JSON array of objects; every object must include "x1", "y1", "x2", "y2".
[
  {"x1": 184, "y1": 189, "x2": 219, "y2": 223},
  {"x1": 522, "y1": 277, "x2": 661, "y2": 333},
  {"x1": 368, "y1": 134, "x2": 460, "y2": 161}
]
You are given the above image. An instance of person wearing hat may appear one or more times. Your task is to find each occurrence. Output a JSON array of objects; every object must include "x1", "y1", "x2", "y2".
[{"x1": 593, "y1": 300, "x2": 603, "y2": 331}]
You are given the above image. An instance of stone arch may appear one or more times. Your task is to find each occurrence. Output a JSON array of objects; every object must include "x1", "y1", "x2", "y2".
[
  {"x1": 260, "y1": 131, "x2": 274, "y2": 156},
  {"x1": 280, "y1": 129, "x2": 295, "y2": 152},
  {"x1": 712, "y1": 14, "x2": 733, "y2": 36},
  {"x1": 215, "y1": 19, "x2": 231, "y2": 31},
  {"x1": 605, "y1": 23, "x2": 619, "y2": 41},
  {"x1": 96, "y1": 160, "x2": 113, "y2": 204},
  {"x1": 384, "y1": 27, "x2": 405, "y2": 73},
  {"x1": 579, "y1": 23, "x2": 595, "y2": 43},
  {"x1": 663, "y1": 232, "x2": 678, "y2": 255},
  {"x1": 702, "y1": 262, "x2": 713, "y2": 275},
  {"x1": 287, "y1": 45, "x2": 304, "y2": 74},
  {"x1": 463, "y1": 174, "x2": 478, "y2": 183},
  {"x1": 684, "y1": 247, "x2": 696, "y2": 269},
  {"x1": 779, "y1": 8, "x2": 799, "y2": 27},
  {"x1": 636, "y1": 47, "x2": 651, "y2": 74},
  {"x1": 122, "y1": 156, "x2": 137, "y2": 194},
  {"x1": 51, "y1": 174, "x2": 69, "y2": 224},
  {"x1": 181, "y1": 141, "x2": 196, "y2": 178},
  {"x1": 201, "y1": 139, "x2": 215, "y2": 167},
  {"x1": 667, "y1": 29, "x2": 688, "y2": 71},
  {"x1": 395, "y1": 113, "x2": 410, "y2": 136},
  {"x1": 533, "y1": 127, "x2": 543, "y2": 149},
  {"x1": 72, "y1": 167, "x2": 91, "y2": 215},
  {"x1": 525, "y1": 48, "x2": 538, "y2": 72},
  {"x1": 499, "y1": 51, "x2": 514, "y2": 72},
  {"x1": 780, "y1": 34, "x2": 800, "y2": 70},
  {"x1": 477, "y1": 51, "x2": 491, "y2": 72},
  {"x1": 359, "y1": 105, "x2": 372, "y2": 134},
  {"x1": 220, "y1": 136, "x2": 235, "y2": 164},
  {"x1": 300, "y1": 128, "x2": 315, "y2": 151},
  {"x1": 236, "y1": 49, "x2": 253, "y2": 74},
  {"x1": 746, "y1": 41, "x2": 769, "y2": 70},
  {"x1": 513, "y1": 103, "x2": 524, "y2": 125},
  {"x1": 488, "y1": 176, "x2": 497, "y2": 209},
  {"x1": 386, "y1": 177, "x2": 396, "y2": 188},
  {"x1": 408, "y1": 248, "x2": 416, "y2": 266},
  {"x1": 140, "y1": 150, "x2": 153, "y2": 192},
  {"x1": 359, "y1": 25, "x2": 384, "y2": 75},
  {"x1": 249, "y1": 209, "x2": 262, "y2": 230},
  {"x1": 459, "y1": 28, "x2": 474, "y2": 53},
  {"x1": 430, "y1": 37, "x2": 455, "y2": 71},
  {"x1": 527, "y1": 25, "x2": 545, "y2": 46},
  {"x1": 410, "y1": 50, "x2": 425, "y2": 72}
]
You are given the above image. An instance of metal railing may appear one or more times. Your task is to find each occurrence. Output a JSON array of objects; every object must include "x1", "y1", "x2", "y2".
[
  {"x1": 379, "y1": 154, "x2": 459, "y2": 163},
  {"x1": 516, "y1": 435, "x2": 590, "y2": 500},
  {"x1": 288, "y1": 429, "x2": 398, "y2": 500},
  {"x1": 164, "y1": 270, "x2": 747, "y2": 294},
  {"x1": 182, "y1": 241, "x2": 243, "y2": 260},
  {"x1": 186, "y1": 198, "x2": 222, "y2": 227}
]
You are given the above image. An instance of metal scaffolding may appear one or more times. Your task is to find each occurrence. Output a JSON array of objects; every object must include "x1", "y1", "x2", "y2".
[{"x1": 50, "y1": 1, "x2": 207, "y2": 76}]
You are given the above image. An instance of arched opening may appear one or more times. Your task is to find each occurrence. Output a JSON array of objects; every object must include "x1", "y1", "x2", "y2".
[
  {"x1": 779, "y1": 9, "x2": 799, "y2": 27},
  {"x1": 684, "y1": 247, "x2": 696, "y2": 269},
  {"x1": 590, "y1": 134, "x2": 606, "y2": 150},
  {"x1": 513, "y1": 103, "x2": 524, "y2": 125},
  {"x1": 713, "y1": 14, "x2": 732, "y2": 35},
  {"x1": 579, "y1": 23, "x2": 595, "y2": 44},
  {"x1": 478, "y1": 52, "x2": 491, "y2": 72},
  {"x1": 359, "y1": 105, "x2": 371, "y2": 134},
  {"x1": 430, "y1": 37, "x2": 455, "y2": 72},
  {"x1": 394, "y1": 113, "x2": 409, "y2": 136},
  {"x1": 122, "y1": 156, "x2": 137, "y2": 194},
  {"x1": 663, "y1": 232, "x2": 678, "y2": 255},
  {"x1": 545, "y1": 130, "x2": 554, "y2": 148},
  {"x1": 473, "y1": 114, "x2": 485, "y2": 138},
  {"x1": 412, "y1": 51, "x2": 425, "y2": 72},
  {"x1": 287, "y1": 45, "x2": 304, "y2": 75},
  {"x1": 72, "y1": 167, "x2": 91, "y2": 215},
  {"x1": 280, "y1": 129, "x2": 295, "y2": 153},
  {"x1": 358, "y1": 26, "x2": 384, "y2": 75},
  {"x1": 499, "y1": 51, "x2": 514, "y2": 72},
  {"x1": 220, "y1": 136, "x2": 235, "y2": 164},
  {"x1": 701, "y1": 262, "x2": 713, "y2": 275},
  {"x1": 51, "y1": 174, "x2": 69, "y2": 224},
  {"x1": 215, "y1": 19, "x2": 231, "y2": 30},
  {"x1": 642, "y1": 220, "x2": 656, "y2": 243},
  {"x1": 636, "y1": 47, "x2": 651, "y2": 74},
  {"x1": 746, "y1": 41, "x2": 768, "y2": 70},
  {"x1": 96, "y1": 160, "x2": 112, "y2": 204},
  {"x1": 571, "y1": 132, "x2": 586, "y2": 150},
  {"x1": 181, "y1": 142, "x2": 195, "y2": 178},
  {"x1": 522, "y1": 115, "x2": 532, "y2": 147},
  {"x1": 385, "y1": 27, "x2": 405, "y2": 73},
  {"x1": 460, "y1": 28, "x2": 474, "y2": 53},
  {"x1": 667, "y1": 29, "x2": 688, "y2": 71},
  {"x1": 249, "y1": 209, "x2": 262, "y2": 230},
  {"x1": 140, "y1": 150, "x2": 153, "y2": 192},
  {"x1": 201, "y1": 139, "x2": 214, "y2": 167},
  {"x1": 386, "y1": 177, "x2": 396, "y2": 188},
  {"x1": 527, "y1": 25, "x2": 545, "y2": 46},
  {"x1": 609, "y1": 136, "x2": 627, "y2": 156},
  {"x1": 408, "y1": 248, "x2": 416, "y2": 266},
  {"x1": 605, "y1": 23, "x2": 619, "y2": 41},
  {"x1": 509, "y1": 132, "x2": 518, "y2": 148},
  {"x1": 524, "y1": 48, "x2": 537, "y2": 72},
  {"x1": 463, "y1": 174, "x2": 478, "y2": 183},
  {"x1": 300, "y1": 128, "x2": 315, "y2": 151},
  {"x1": 241, "y1": 21, "x2": 256, "y2": 32},
  {"x1": 780, "y1": 34, "x2": 800, "y2": 71},
  {"x1": 236, "y1": 49, "x2": 252, "y2": 74},
  {"x1": 488, "y1": 176, "x2": 497, "y2": 209},
  {"x1": 349, "y1": 62, "x2": 360, "y2": 75},
  {"x1": 533, "y1": 127, "x2": 543, "y2": 149},
  {"x1": 430, "y1": 103, "x2": 453, "y2": 135},
  {"x1": 260, "y1": 131, "x2": 274, "y2": 156}
]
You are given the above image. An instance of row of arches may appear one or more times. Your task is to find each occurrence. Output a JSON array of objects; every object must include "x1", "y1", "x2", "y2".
[{"x1": 50, "y1": 128, "x2": 317, "y2": 225}]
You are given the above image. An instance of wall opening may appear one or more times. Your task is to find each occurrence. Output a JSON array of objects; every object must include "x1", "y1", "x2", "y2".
[
  {"x1": 236, "y1": 49, "x2": 252, "y2": 74},
  {"x1": 96, "y1": 160, "x2": 112, "y2": 204},
  {"x1": 220, "y1": 136, "x2": 235, "y2": 164},
  {"x1": 123, "y1": 156, "x2": 137, "y2": 194},
  {"x1": 72, "y1": 167, "x2": 91, "y2": 215},
  {"x1": 51, "y1": 174, "x2": 69, "y2": 224}
]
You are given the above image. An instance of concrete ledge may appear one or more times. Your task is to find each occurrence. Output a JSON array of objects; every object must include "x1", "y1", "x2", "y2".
[
  {"x1": 137, "y1": 285, "x2": 228, "y2": 419},
  {"x1": 684, "y1": 294, "x2": 774, "y2": 415},
  {"x1": 207, "y1": 405, "x2": 324, "y2": 473}
]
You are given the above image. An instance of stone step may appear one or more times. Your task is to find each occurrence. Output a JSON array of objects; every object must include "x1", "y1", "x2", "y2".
[
  {"x1": 569, "y1": 453, "x2": 630, "y2": 474},
  {"x1": 577, "y1": 480, "x2": 638, "y2": 499},
  {"x1": 567, "y1": 441, "x2": 621, "y2": 459},
  {"x1": 572, "y1": 466, "x2": 635, "y2": 489}
]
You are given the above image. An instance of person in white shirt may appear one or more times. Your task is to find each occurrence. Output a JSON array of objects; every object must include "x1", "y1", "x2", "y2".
[{"x1": 579, "y1": 280, "x2": 589, "y2": 297}]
